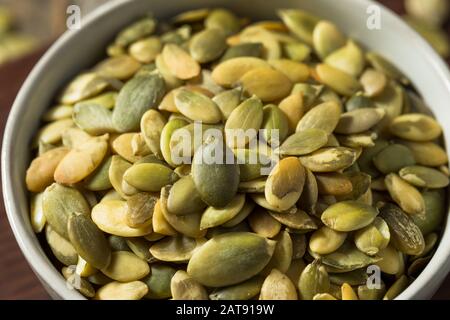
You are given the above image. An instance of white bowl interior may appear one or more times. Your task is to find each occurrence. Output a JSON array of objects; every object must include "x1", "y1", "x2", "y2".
[{"x1": 2, "y1": 0, "x2": 450, "y2": 300}]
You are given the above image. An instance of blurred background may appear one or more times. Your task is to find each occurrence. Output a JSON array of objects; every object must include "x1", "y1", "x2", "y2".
[{"x1": 0, "y1": 0, "x2": 450, "y2": 299}]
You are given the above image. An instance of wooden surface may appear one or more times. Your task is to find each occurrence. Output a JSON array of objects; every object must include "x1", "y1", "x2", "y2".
[{"x1": 1, "y1": 0, "x2": 450, "y2": 300}]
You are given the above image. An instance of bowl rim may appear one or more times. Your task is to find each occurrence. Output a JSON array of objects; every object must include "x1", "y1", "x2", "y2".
[{"x1": 2, "y1": 0, "x2": 450, "y2": 300}]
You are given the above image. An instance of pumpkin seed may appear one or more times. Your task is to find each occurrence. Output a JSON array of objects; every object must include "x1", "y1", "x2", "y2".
[
  {"x1": 113, "y1": 73, "x2": 165, "y2": 132},
  {"x1": 321, "y1": 200, "x2": 378, "y2": 232},
  {"x1": 59, "y1": 73, "x2": 109, "y2": 105},
  {"x1": 269, "y1": 208, "x2": 317, "y2": 231},
  {"x1": 212, "y1": 88, "x2": 243, "y2": 120},
  {"x1": 399, "y1": 165, "x2": 449, "y2": 189},
  {"x1": 240, "y1": 67, "x2": 292, "y2": 102},
  {"x1": 261, "y1": 104, "x2": 289, "y2": 146},
  {"x1": 26, "y1": 147, "x2": 69, "y2": 192},
  {"x1": 239, "y1": 178, "x2": 266, "y2": 193},
  {"x1": 325, "y1": 40, "x2": 365, "y2": 77},
  {"x1": 149, "y1": 236, "x2": 205, "y2": 263},
  {"x1": 167, "y1": 176, "x2": 207, "y2": 215},
  {"x1": 210, "y1": 276, "x2": 264, "y2": 300},
  {"x1": 279, "y1": 93, "x2": 305, "y2": 134},
  {"x1": 283, "y1": 42, "x2": 312, "y2": 62},
  {"x1": 262, "y1": 231, "x2": 293, "y2": 274},
  {"x1": 317, "y1": 242, "x2": 381, "y2": 271},
  {"x1": 385, "y1": 173, "x2": 425, "y2": 215},
  {"x1": 313, "y1": 293, "x2": 337, "y2": 300},
  {"x1": 34, "y1": 119, "x2": 74, "y2": 147},
  {"x1": 30, "y1": 192, "x2": 46, "y2": 233},
  {"x1": 174, "y1": 88, "x2": 222, "y2": 124},
  {"x1": 277, "y1": 128, "x2": 328, "y2": 156},
  {"x1": 187, "y1": 232, "x2": 276, "y2": 287},
  {"x1": 354, "y1": 217, "x2": 390, "y2": 256},
  {"x1": 43, "y1": 105, "x2": 73, "y2": 122},
  {"x1": 143, "y1": 264, "x2": 177, "y2": 299},
  {"x1": 45, "y1": 225, "x2": 78, "y2": 266},
  {"x1": 221, "y1": 43, "x2": 264, "y2": 61},
  {"x1": 296, "y1": 101, "x2": 342, "y2": 135},
  {"x1": 92, "y1": 200, "x2": 152, "y2": 237},
  {"x1": 201, "y1": 194, "x2": 246, "y2": 229},
  {"x1": 126, "y1": 192, "x2": 156, "y2": 228},
  {"x1": 383, "y1": 275, "x2": 409, "y2": 300},
  {"x1": 278, "y1": 9, "x2": 320, "y2": 45},
  {"x1": 412, "y1": 190, "x2": 445, "y2": 235},
  {"x1": 162, "y1": 43, "x2": 201, "y2": 80},
  {"x1": 335, "y1": 108, "x2": 385, "y2": 134},
  {"x1": 329, "y1": 269, "x2": 368, "y2": 286},
  {"x1": 238, "y1": 26, "x2": 281, "y2": 60},
  {"x1": 315, "y1": 64, "x2": 361, "y2": 96},
  {"x1": 340, "y1": 283, "x2": 358, "y2": 300},
  {"x1": 109, "y1": 155, "x2": 133, "y2": 198},
  {"x1": 126, "y1": 238, "x2": 152, "y2": 261},
  {"x1": 42, "y1": 183, "x2": 90, "y2": 239},
  {"x1": 172, "y1": 8, "x2": 210, "y2": 25},
  {"x1": 222, "y1": 200, "x2": 255, "y2": 228},
  {"x1": 298, "y1": 260, "x2": 330, "y2": 300},
  {"x1": 190, "y1": 28, "x2": 227, "y2": 63},
  {"x1": 312, "y1": 21, "x2": 346, "y2": 59},
  {"x1": 160, "y1": 186, "x2": 206, "y2": 238},
  {"x1": 360, "y1": 68, "x2": 387, "y2": 97},
  {"x1": 268, "y1": 59, "x2": 310, "y2": 83},
  {"x1": 248, "y1": 207, "x2": 282, "y2": 238},
  {"x1": 366, "y1": 52, "x2": 408, "y2": 84},
  {"x1": 108, "y1": 235, "x2": 130, "y2": 251},
  {"x1": 73, "y1": 103, "x2": 115, "y2": 135},
  {"x1": 123, "y1": 163, "x2": 178, "y2": 192},
  {"x1": 373, "y1": 144, "x2": 416, "y2": 174},
  {"x1": 212, "y1": 57, "x2": 270, "y2": 87},
  {"x1": 84, "y1": 156, "x2": 113, "y2": 191},
  {"x1": 129, "y1": 37, "x2": 162, "y2": 63},
  {"x1": 152, "y1": 199, "x2": 177, "y2": 236},
  {"x1": 115, "y1": 17, "x2": 156, "y2": 47},
  {"x1": 390, "y1": 113, "x2": 442, "y2": 142},
  {"x1": 192, "y1": 141, "x2": 240, "y2": 207},
  {"x1": 358, "y1": 282, "x2": 386, "y2": 300},
  {"x1": 234, "y1": 148, "x2": 272, "y2": 182},
  {"x1": 205, "y1": 8, "x2": 240, "y2": 36},
  {"x1": 260, "y1": 269, "x2": 298, "y2": 300},
  {"x1": 398, "y1": 140, "x2": 448, "y2": 167},
  {"x1": 62, "y1": 266, "x2": 96, "y2": 298},
  {"x1": 161, "y1": 118, "x2": 190, "y2": 167},
  {"x1": 95, "y1": 281, "x2": 148, "y2": 300},
  {"x1": 171, "y1": 270, "x2": 208, "y2": 300},
  {"x1": 405, "y1": 0, "x2": 449, "y2": 27},
  {"x1": 380, "y1": 203, "x2": 425, "y2": 255},
  {"x1": 316, "y1": 172, "x2": 353, "y2": 197},
  {"x1": 309, "y1": 226, "x2": 347, "y2": 255},
  {"x1": 299, "y1": 147, "x2": 357, "y2": 173},
  {"x1": 96, "y1": 56, "x2": 141, "y2": 80}
]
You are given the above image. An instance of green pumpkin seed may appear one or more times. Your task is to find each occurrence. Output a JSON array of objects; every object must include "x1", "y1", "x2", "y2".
[
  {"x1": 269, "y1": 208, "x2": 317, "y2": 232},
  {"x1": 296, "y1": 101, "x2": 342, "y2": 134},
  {"x1": 278, "y1": 93, "x2": 304, "y2": 135},
  {"x1": 262, "y1": 231, "x2": 293, "y2": 274},
  {"x1": 92, "y1": 200, "x2": 152, "y2": 237},
  {"x1": 405, "y1": 0, "x2": 449, "y2": 28},
  {"x1": 59, "y1": 73, "x2": 109, "y2": 105},
  {"x1": 261, "y1": 104, "x2": 289, "y2": 146},
  {"x1": 30, "y1": 192, "x2": 46, "y2": 233},
  {"x1": 366, "y1": 52, "x2": 408, "y2": 84},
  {"x1": 123, "y1": 163, "x2": 178, "y2": 192},
  {"x1": 34, "y1": 119, "x2": 74, "y2": 148},
  {"x1": 162, "y1": 43, "x2": 201, "y2": 80},
  {"x1": 238, "y1": 26, "x2": 281, "y2": 60},
  {"x1": 358, "y1": 282, "x2": 386, "y2": 300},
  {"x1": 212, "y1": 88, "x2": 243, "y2": 120},
  {"x1": 321, "y1": 200, "x2": 378, "y2": 232},
  {"x1": 399, "y1": 165, "x2": 449, "y2": 189},
  {"x1": 339, "y1": 171, "x2": 371, "y2": 201},
  {"x1": 174, "y1": 88, "x2": 222, "y2": 124},
  {"x1": 171, "y1": 270, "x2": 208, "y2": 300},
  {"x1": 212, "y1": 57, "x2": 270, "y2": 87},
  {"x1": 205, "y1": 8, "x2": 240, "y2": 36},
  {"x1": 398, "y1": 140, "x2": 448, "y2": 167},
  {"x1": 108, "y1": 235, "x2": 130, "y2": 252},
  {"x1": 360, "y1": 68, "x2": 387, "y2": 97},
  {"x1": 345, "y1": 93, "x2": 375, "y2": 112},
  {"x1": 277, "y1": 128, "x2": 328, "y2": 156},
  {"x1": 412, "y1": 190, "x2": 445, "y2": 235},
  {"x1": 152, "y1": 199, "x2": 177, "y2": 236},
  {"x1": 125, "y1": 238, "x2": 152, "y2": 261},
  {"x1": 278, "y1": 9, "x2": 320, "y2": 45},
  {"x1": 315, "y1": 64, "x2": 361, "y2": 96},
  {"x1": 187, "y1": 232, "x2": 276, "y2": 287},
  {"x1": 357, "y1": 139, "x2": 389, "y2": 178},
  {"x1": 373, "y1": 144, "x2": 416, "y2": 174},
  {"x1": 149, "y1": 236, "x2": 206, "y2": 263},
  {"x1": 201, "y1": 194, "x2": 246, "y2": 229},
  {"x1": 309, "y1": 226, "x2": 347, "y2": 255},
  {"x1": 161, "y1": 118, "x2": 190, "y2": 167},
  {"x1": 318, "y1": 242, "x2": 381, "y2": 271},
  {"x1": 234, "y1": 149, "x2": 272, "y2": 182},
  {"x1": 45, "y1": 225, "x2": 78, "y2": 266},
  {"x1": 248, "y1": 207, "x2": 282, "y2": 238},
  {"x1": 113, "y1": 73, "x2": 165, "y2": 132},
  {"x1": 315, "y1": 172, "x2": 353, "y2": 197},
  {"x1": 109, "y1": 155, "x2": 134, "y2": 198},
  {"x1": 62, "y1": 266, "x2": 96, "y2": 298},
  {"x1": 221, "y1": 43, "x2": 264, "y2": 61},
  {"x1": 335, "y1": 108, "x2": 385, "y2": 134},
  {"x1": 383, "y1": 275, "x2": 409, "y2": 300},
  {"x1": 312, "y1": 20, "x2": 346, "y2": 59},
  {"x1": 190, "y1": 28, "x2": 227, "y2": 63},
  {"x1": 239, "y1": 178, "x2": 266, "y2": 193},
  {"x1": 167, "y1": 176, "x2": 207, "y2": 215},
  {"x1": 298, "y1": 260, "x2": 330, "y2": 300},
  {"x1": 192, "y1": 141, "x2": 240, "y2": 207},
  {"x1": 115, "y1": 17, "x2": 156, "y2": 47},
  {"x1": 160, "y1": 186, "x2": 206, "y2": 238},
  {"x1": 329, "y1": 269, "x2": 368, "y2": 286},
  {"x1": 268, "y1": 59, "x2": 310, "y2": 83},
  {"x1": 299, "y1": 147, "x2": 357, "y2": 173},
  {"x1": 325, "y1": 40, "x2": 365, "y2": 77},
  {"x1": 42, "y1": 183, "x2": 90, "y2": 239},
  {"x1": 126, "y1": 192, "x2": 156, "y2": 228},
  {"x1": 222, "y1": 200, "x2": 255, "y2": 228},
  {"x1": 240, "y1": 67, "x2": 292, "y2": 102},
  {"x1": 172, "y1": 8, "x2": 210, "y2": 24},
  {"x1": 101, "y1": 251, "x2": 149, "y2": 281},
  {"x1": 43, "y1": 105, "x2": 73, "y2": 122},
  {"x1": 390, "y1": 113, "x2": 442, "y2": 141},
  {"x1": 385, "y1": 173, "x2": 425, "y2": 215},
  {"x1": 143, "y1": 264, "x2": 177, "y2": 299},
  {"x1": 380, "y1": 203, "x2": 425, "y2": 255},
  {"x1": 129, "y1": 37, "x2": 162, "y2": 64},
  {"x1": 96, "y1": 56, "x2": 141, "y2": 80},
  {"x1": 68, "y1": 213, "x2": 111, "y2": 269},
  {"x1": 210, "y1": 276, "x2": 264, "y2": 300},
  {"x1": 73, "y1": 103, "x2": 115, "y2": 135},
  {"x1": 84, "y1": 156, "x2": 113, "y2": 191},
  {"x1": 95, "y1": 281, "x2": 148, "y2": 300},
  {"x1": 354, "y1": 217, "x2": 390, "y2": 256},
  {"x1": 260, "y1": 269, "x2": 298, "y2": 300}
]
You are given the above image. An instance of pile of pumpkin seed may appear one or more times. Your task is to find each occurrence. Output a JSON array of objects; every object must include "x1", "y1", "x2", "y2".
[{"x1": 25, "y1": 8, "x2": 449, "y2": 300}]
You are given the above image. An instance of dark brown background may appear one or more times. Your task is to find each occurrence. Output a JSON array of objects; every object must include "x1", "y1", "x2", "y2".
[{"x1": 1, "y1": 0, "x2": 450, "y2": 300}]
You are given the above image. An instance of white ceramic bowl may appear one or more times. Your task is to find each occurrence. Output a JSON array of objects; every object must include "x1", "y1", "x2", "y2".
[{"x1": 2, "y1": 0, "x2": 450, "y2": 300}]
